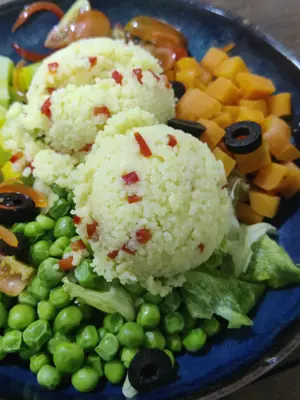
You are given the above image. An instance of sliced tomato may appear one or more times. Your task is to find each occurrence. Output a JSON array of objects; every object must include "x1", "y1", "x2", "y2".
[{"x1": 12, "y1": 43, "x2": 51, "y2": 62}]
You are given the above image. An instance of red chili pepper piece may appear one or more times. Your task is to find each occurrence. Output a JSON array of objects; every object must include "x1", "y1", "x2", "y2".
[
  {"x1": 59, "y1": 256, "x2": 74, "y2": 271},
  {"x1": 136, "y1": 229, "x2": 152, "y2": 244},
  {"x1": 112, "y1": 70, "x2": 123, "y2": 85},
  {"x1": 88, "y1": 57, "x2": 97, "y2": 67},
  {"x1": 122, "y1": 171, "x2": 140, "y2": 185},
  {"x1": 93, "y1": 106, "x2": 111, "y2": 118},
  {"x1": 73, "y1": 216, "x2": 82, "y2": 225},
  {"x1": 12, "y1": 2, "x2": 64, "y2": 32},
  {"x1": 12, "y1": 42, "x2": 51, "y2": 62},
  {"x1": 48, "y1": 62, "x2": 59, "y2": 74},
  {"x1": 80, "y1": 143, "x2": 93, "y2": 152},
  {"x1": 107, "y1": 250, "x2": 119, "y2": 260},
  {"x1": 133, "y1": 68, "x2": 143, "y2": 84},
  {"x1": 149, "y1": 69, "x2": 160, "y2": 81},
  {"x1": 134, "y1": 132, "x2": 152, "y2": 157},
  {"x1": 71, "y1": 240, "x2": 86, "y2": 252},
  {"x1": 87, "y1": 220, "x2": 98, "y2": 239},
  {"x1": 41, "y1": 97, "x2": 52, "y2": 119},
  {"x1": 10, "y1": 152, "x2": 24, "y2": 164},
  {"x1": 127, "y1": 195, "x2": 142, "y2": 204},
  {"x1": 198, "y1": 243, "x2": 205, "y2": 253},
  {"x1": 47, "y1": 87, "x2": 56, "y2": 95},
  {"x1": 121, "y1": 244, "x2": 136, "y2": 255},
  {"x1": 167, "y1": 134, "x2": 177, "y2": 147}
]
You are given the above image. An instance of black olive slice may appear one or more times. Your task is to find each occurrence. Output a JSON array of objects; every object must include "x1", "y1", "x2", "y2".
[
  {"x1": 170, "y1": 80, "x2": 186, "y2": 100},
  {"x1": 167, "y1": 118, "x2": 206, "y2": 139},
  {"x1": 0, "y1": 193, "x2": 39, "y2": 225},
  {"x1": 128, "y1": 348, "x2": 173, "y2": 392},
  {"x1": 0, "y1": 232, "x2": 30, "y2": 261},
  {"x1": 224, "y1": 121, "x2": 262, "y2": 154}
]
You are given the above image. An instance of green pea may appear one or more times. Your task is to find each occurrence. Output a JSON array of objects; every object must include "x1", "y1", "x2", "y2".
[
  {"x1": 182, "y1": 308, "x2": 196, "y2": 334},
  {"x1": 95, "y1": 333, "x2": 119, "y2": 361},
  {"x1": 104, "y1": 360, "x2": 125, "y2": 384},
  {"x1": 126, "y1": 282, "x2": 145, "y2": 296},
  {"x1": 18, "y1": 290, "x2": 38, "y2": 307},
  {"x1": 0, "y1": 302, "x2": 7, "y2": 328},
  {"x1": 166, "y1": 334, "x2": 182, "y2": 353},
  {"x1": 51, "y1": 184, "x2": 68, "y2": 198},
  {"x1": 201, "y1": 317, "x2": 221, "y2": 337},
  {"x1": 19, "y1": 346, "x2": 37, "y2": 361},
  {"x1": 183, "y1": 328, "x2": 207, "y2": 352},
  {"x1": 48, "y1": 198, "x2": 71, "y2": 220},
  {"x1": 0, "y1": 337, "x2": 6, "y2": 361},
  {"x1": 145, "y1": 331, "x2": 166, "y2": 350},
  {"x1": 71, "y1": 366, "x2": 99, "y2": 393},
  {"x1": 30, "y1": 352, "x2": 51, "y2": 374},
  {"x1": 137, "y1": 303, "x2": 160, "y2": 329},
  {"x1": 49, "y1": 237, "x2": 70, "y2": 257},
  {"x1": 8, "y1": 304, "x2": 36, "y2": 330},
  {"x1": 98, "y1": 327, "x2": 107, "y2": 340},
  {"x1": 86, "y1": 354, "x2": 103, "y2": 377},
  {"x1": 30, "y1": 241, "x2": 52, "y2": 267},
  {"x1": 23, "y1": 319, "x2": 52, "y2": 351},
  {"x1": 103, "y1": 313, "x2": 124, "y2": 334},
  {"x1": 24, "y1": 222, "x2": 44, "y2": 239},
  {"x1": 53, "y1": 342, "x2": 84, "y2": 373},
  {"x1": 27, "y1": 277, "x2": 50, "y2": 301},
  {"x1": 160, "y1": 291, "x2": 181, "y2": 314},
  {"x1": 54, "y1": 217, "x2": 76, "y2": 238},
  {"x1": 121, "y1": 347, "x2": 139, "y2": 368},
  {"x1": 163, "y1": 311, "x2": 184, "y2": 335},
  {"x1": 164, "y1": 349, "x2": 175, "y2": 368},
  {"x1": 143, "y1": 292, "x2": 162, "y2": 304},
  {"x1": 118, "y1": 322, "x2": 144, "y2": 348},
  {"x1": 36, "y1": 215, "x2": 55, "y2": 231},
  {"x1": 37, "y1": 365, "x2": 61, "y2": 390},
  {"x1": 37, "y1": 257, "x2": 65, "y2": 288},
  {"x1": 47, "y1": 332, "x2": 71, "y2": 355},
  {"x1": 76, "y1": 325, "x2": 99, "y2": 350},
  {"x1": 2, "y1": 330, "x2": 22, "y2": 352},
  {"x1": 12, "y1": 223, "x2": 26, "y2": 233},
  {"x1": 74, "y1": 259, "x2": 105, "y2": 289},
  {"x1": 49, "y1": 286, "x2": 70, "y2": 309},
  {"x1": 37, "y1": 301, "x2": 56, "y2": 321},
  {"x1": 54, "y1": 306, "x2": 83, "y2": 333}
]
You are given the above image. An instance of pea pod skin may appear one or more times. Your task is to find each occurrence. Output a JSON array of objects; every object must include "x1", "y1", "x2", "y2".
[{"x1": 23, "y1": 319, "x2": 52, "y2": 351}]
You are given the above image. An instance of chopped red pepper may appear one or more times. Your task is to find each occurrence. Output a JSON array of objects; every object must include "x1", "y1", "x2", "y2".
[
  {"x1": 71, "y1": 240, "x2": 86, "y2": 252},
  {"x1": 167, "y1": 134, "x2": 177, "y2": 147},
  {"x1": 198, "y1": 243, "x2": 205, "y2": 253},
  {"x1": 107, "y1": 250, "x2": 119, "y2": 260},
  {"x1": 149, "y1": 69, "x2": 160, "y2": 81},
  {"x1": 136, "y1": 229, "x2": 152, "y2": 244},
  {"x1": 88, "y1": 57, "x2": 97, "y2": 67},
  {"x1": 133, "y1": 68, "x2": 143, "y2": 84},
  {"x1": 41, "y1": 97, "x2": 52, "y2": 119},
  {"x1": 73, "y1": 216, "x2": 82, "y2": 225},
  {"x1": 80, "y1": 143, "x2": 93, "y2": 152},
  {"x1": 93, "y1": 106, "x2": 111, "y2": 118},
  {"x1": 10, "y1": 152, "x2": 23, "y2": 163},
  {"x1": 128, "y1": 194, "x2": 142, "y2": 204},
  {"x1": 12, "y1": 42, "x2": 51, "y2": 62},
  {"x1": 87, "y1": 220, "x2": 98, "y2": 239},
  {"x1": 112, "y1": 70, "x2": 123, "y2": 85},
  {"x1": 59, "y1": 256, "x2": 74, "y2": 271},
  {"x1": 48, "y1": 62, "x2": 59, "y2": 74},
  {"x1": 122, "y1": 171, "x2": 140, "y2": 185},
  {"x1": 134, "y1": 132, "x2": 152, "y2": 157},
  {"x1": 47, "y1": 87, "x2": 56, "y2": 95},
  {"x1": 121, "y1": 244, "x2": 136, "y2": 255}
]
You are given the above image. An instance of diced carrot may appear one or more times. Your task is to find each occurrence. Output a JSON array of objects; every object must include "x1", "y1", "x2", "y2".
[
  {"x1": 176, "y1": 89, "x2": 222, "y2": 121},
  {"x1": 197, "y1": 64, "x2": 213, "y2": 85},
  {"x1": 174, "y1": 57, "x2": 202, "y2": 75},
  {"x1": 218, "y1": 140, "x2": 234, "y2": 157},
  {"x1": 268, "y1": 92, "x2": 292, "y2": 117},
  {"x1": 206, "y1": 77, "x2": 242, "y2": 105},
  {"x1": 165, "y1": 68, "x2": 175, "y2": 81},
  {"x1": 239, "y1": 99, "x2": 268, "y2": 117},
  {"x1": 249, "y1": 189, "x2": 280, "y2": 218},
  {"x1": 235, "y1": 140, "x2": 271, "y2": 174},
  {"x1": 201, "y1": 47, "x2": 229, "y2": 74},
  {"x1": 236, "y1": 72, "x2": 276, "y2": 99},
  {"x1": 253, "y1": 162, "x2": 288, "y2": 191},
  {"x1": 236, "y1": 202, "x2": 264, "y2": 225},
  {"x1": 276, "y1": 162, "x2": 300, "y2": 198},
  {"x1": 262, "y1": 115, "x2": 291, "y2": 159},
  {"x1": 211, "y1": 112, "x2": 232, "y2": 128},
  {"x1": 198, "y1": 119, "x2": 225, "y2": 150},
  {"x1": 223, "y1": 105, "x2": 240, "y2": 121},
  {"x1": 235, "y1": 107, "x2": 265, "y2": 125},
  {"x1": 213, "y1": 146, "x2": 236, "y2": 176},
  {"x1": 276, "y1": 143, "x2": 300, "y2": 162},
  {"x1": 214, "y1": 56, "x2": 248, "y2": 80},
  {"x1": 194, "y1": 77, "x2": 207, "y2": 91},
  {"x1": 175, "y1": 70, "x2": 197, "y2": 89}
]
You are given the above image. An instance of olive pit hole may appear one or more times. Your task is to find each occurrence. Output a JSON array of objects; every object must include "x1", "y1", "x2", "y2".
[
  {"x1": 140, "y1": 364, "x2": 158, "y2": 380},
  {"x1": 231, "y1": 127, "x2": 251, "y2": 140}
]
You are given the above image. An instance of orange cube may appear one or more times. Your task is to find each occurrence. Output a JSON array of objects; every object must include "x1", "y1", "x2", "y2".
[
  {"x1": 276, "y1": 162, "x2": 300, "y2": 198},
  {"x1": 175, "y1": 57, "x2": 203, "y2": 75},
  {"x1": 218, "y1": 140, "x2": 234, "y2": 158},
  {"x1": 198, "y1": 65, "x2": 213, "y2": 85},
  {"x1": 194, "y1": 77, "x2": 207, "y2": 92},
  {"x1": 176, "y1": 70, "x2": 197, "y2": 89},
  {"x1": 198, "y1": 119, "x2": 225, "y2": 150},
  {"x1": 249, "y1": 190, "x2": 280, "y2": 218},
  {"x1": 268, "y1": 92, "x2": 292, "y2": 117},
  {"x1": 235, "y1": 140, "x2": 271, "y2": 174},
  {"x1": 201, "y1": 47, "x2": 229, "y2": 74},
  {"x1": 276, "y1": 143, "x2": 300, "y2": 162},
  {"x1": 262, "y1": 115, "x2": 291, "y2": 159},
  {"x1": 236, "y1": 202, "x2": 264, "y2": 225},
  {"x1": 239, "y1": 99, "x2": 268, "y2": 117},
  {"x1": 235, "y1": 107, "x2": 265, "y2": 125},
  {"x1": 206, "y1": 77, "x2": 242, "y2": 105},
  {"x1": 213, "y1": 146, "x2": 236, "y2": 176},
  {"x1": 223, "y1": 105, "x2": 240, "y2": 121},
  {"x1": 211, "y1": 112, "x2": 232, "y2": 128},
  {"x1": 176, "y1": 89, "x2": 222, "y2": 121},
  {"x1": 214, "y1": 56, "x2": 248, "y2": 80},
  {"x1": 236, "y1": 72, "x2": 276, "y2": 99},
  {"x1": 253, "y1": 163, "x2": 288, "y2": 191}
]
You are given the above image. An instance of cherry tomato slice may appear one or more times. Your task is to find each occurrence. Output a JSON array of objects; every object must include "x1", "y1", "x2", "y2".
[{"x1": 12, "y1": 43, "x2": 51, "y2": 62}]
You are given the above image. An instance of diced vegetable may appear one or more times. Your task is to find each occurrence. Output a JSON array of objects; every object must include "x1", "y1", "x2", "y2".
[
  {"x1": 0, "y1": 256, "x2": 34, "y2": 296},
  {"x1": 211, "y1": 112, "x2": 232, "y2": 128},
  {"x1": 198, "y1": 119, "x2": 225, "y2": 150},
  {"x1": 0, "y1": 183, "x2": 47, "y2": 208},
  {"x1": 276, "y1": 162, "x2": 300, "y2": 199},
  {"x1": 213, "y1": 147, "x2": 236, "y2": 177},
  {"x1": 214, "y1": 56, "x2": 248, "y2": 80},
  {"x1": 253, "y1": 163, "x2": 288, "y2": 191},
  {"x1": 236, "y1": 202, "x2": 264, "y2": 225},
  {"x1": 249, "y1": 189, "x2": 280, "y2": 218},
  {"x1": 206, "y1": 77, "x2": 242, "y2": 105},
  {"x1": 176, "y1": 89, "x2": 221, "y2": 121},
  {"x1": 197, "y1": 65, "x2": 213, "y2": 85},
  {"x1": 262, "y1": 115, "x2": 291, "y2": 159},
  {"x1": 236, "y1": 72, "x2": 276, "y2": 99},
  {"x1": 201, "y1": 47, "x2": 229, "y2": 74},
  {"x1": 175, "y1": 70, "x2": 197, "y2": 90},
  {"x1": 174, "y1": 57, "x2": 202, "y2": 75},
  {"x1": 235, "y1": 107, "x2": 265, "y2": 125},
  {"x1": 275, "y1": 143, "x2": 300, "y2": 162},
  {"x1": 239, "y1": 99, "x2": 268, "y2": 117},
  {"x1": 267, "y1": 92, "x2": 292, "y2": 117},
  {"x1": 235, "y1": 140, "x2": 271, "y2": 174},
  {"x1": 223, "y1": 105, "x2": 240, "y2": 121},
  {"x1": 0, "y1": 56, "x2": 14, "y2": 109}
]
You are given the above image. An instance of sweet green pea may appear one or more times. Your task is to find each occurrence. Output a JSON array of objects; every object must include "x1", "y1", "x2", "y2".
[
  {"x1": 53, "y1": 342, "x2": 84, "y2": 373},
  {"x1": 8, "y1": 304, "x2": 36, "y2": 330},
  {"x1": 37, "y1": 257, "x2": 65, "y2": 288},
  {"x1": 71, "y1": 367, "x2": 99, "y2": 392},
  {"x1": 54, "y1": 306, "x2": 83, "y2": 333},
  {"x1": 23, "y1": 319, "x2": 52, "y2": 351},
  {"x1": 37, "y1": 365, "x2": 61, "y2": 390}
]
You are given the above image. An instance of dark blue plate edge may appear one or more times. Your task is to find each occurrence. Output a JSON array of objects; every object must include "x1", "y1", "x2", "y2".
[{"x1": 0, "y1": 0, "x2": 300, "y2": 399}]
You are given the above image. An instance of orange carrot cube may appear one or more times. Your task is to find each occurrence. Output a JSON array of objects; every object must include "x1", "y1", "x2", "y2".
[
  {"x1": 213, "y1": 146, "x2": 236, "y2": 176},
  {"x1": 198, "y1": 119, "x2": 225, "y2": 150},
  {"x1": 236, "y1": 72, "x2": 276, "y2": 99},
  {"x1": 236, "y1": 202, "x2": 264, "y2": 225},
  {"x1": 201, "y1": 47, "x2": 229, "y2": 74},
  {"x1": 249, "y1": 190, "x2": 280, "y2": 218},
  {"x1": 268, "y1": 92, "x2": 292, "y2": 117},
  {"x1": 214, "y1": 56, "x2": 248, "y2": 80},
  {"x1": 206, "y1": 77, "x2": 242, "y2": 105},
  {"x1": 176, "y1": 89, "x2": 222, "y2": 121}
]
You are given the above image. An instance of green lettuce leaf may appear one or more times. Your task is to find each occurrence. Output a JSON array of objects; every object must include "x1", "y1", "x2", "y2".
[
  {"x1": 242, "y1": 235, "x2": 300, "y2": 288},
  {"x1": 181, "y1": 270, "x2": 265, "y2": 329}
]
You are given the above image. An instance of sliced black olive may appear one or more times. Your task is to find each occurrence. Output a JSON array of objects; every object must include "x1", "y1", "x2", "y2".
[
  {"x1": 224, "y1": 121, "x2": 262, "y2": 154},
  {"x1": 128, "y1": 348, "x2": 173, "y2": 392},
  {"x1": 0, "y1": 232, "x2": 30, "y2": 261},
  {"x1": 167, "y1": 118, "x2": 206, "y2": 139},
  {"x1": 170, "y1": 80, "x2": 186, "y2": 100},
  {"x1": 0, "y1": 193, "x2": 39, "y2": 225}
]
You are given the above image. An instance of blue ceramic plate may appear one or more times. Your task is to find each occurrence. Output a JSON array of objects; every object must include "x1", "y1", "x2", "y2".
[{"x1": 0, "y1": 0, "x2": 300, "y2": 399}]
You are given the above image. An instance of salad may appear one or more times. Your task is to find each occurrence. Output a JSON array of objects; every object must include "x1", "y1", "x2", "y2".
[{"x1": 0, "y1": 0, "x2": 298, "y2": 397}]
